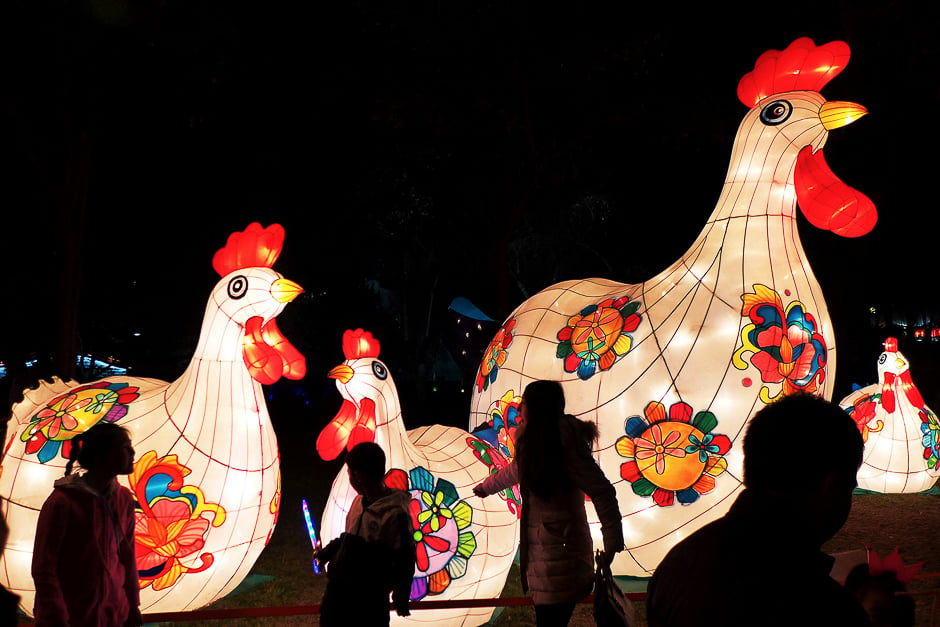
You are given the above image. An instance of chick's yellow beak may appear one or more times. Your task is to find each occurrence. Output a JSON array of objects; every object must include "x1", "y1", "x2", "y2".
[
  {"x1": 328, "y1": 364, "x2": 354, "y2": 384},
  {"x1": 271, "y1": 278, "x2": 303, "y2": 303},
  {"x1": 820, "y1": 101, "x2": 868, "y2": 130}
]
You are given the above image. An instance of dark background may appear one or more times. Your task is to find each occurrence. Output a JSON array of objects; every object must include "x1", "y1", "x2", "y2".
[{"x1": 1, "y1": 1, "x2": 938, "y2": 430}]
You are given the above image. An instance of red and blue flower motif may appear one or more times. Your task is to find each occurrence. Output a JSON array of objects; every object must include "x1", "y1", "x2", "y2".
[
  {"x1": 20, "y1": 381, "x2": 139, "y2": 464},
  {"x1": 476, "y1": 318, "x2": 515, "y2": 392},
  {"x1": 920, "y1": 408, "x2": 940, "y2": 470},
  {"x1": 556, "y1": 296, "x2": 641, "y2": 380},
  {"x1": 616, "y1": 401, "x2": 731, "y2": 507},
  {"x1": 732, "y1": 284, "x2": 827, "y2": 402},
  {"x1": 130, "y1": 451, "x2": 226, "y2": 591},
  {"x1": 468, "y1": 389, "x2": 523, "y2": 517},
  {"x1": 843, "y1": 391, "x2": 884, "y2": 442},
  {"x1": 385, "y1": 466, "x2": 476, "y2": 600}
]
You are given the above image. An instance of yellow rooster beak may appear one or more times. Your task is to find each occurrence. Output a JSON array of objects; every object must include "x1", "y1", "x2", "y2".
[
  {"x1": 271, "y1": 278, "x2": 303, "y2": 303},
  {"x1": 328, "y1": 364, "x2": 354, "y2": 384},
  {"x1": 819, "y1": 101, "x2": 868, "y2": 130}
]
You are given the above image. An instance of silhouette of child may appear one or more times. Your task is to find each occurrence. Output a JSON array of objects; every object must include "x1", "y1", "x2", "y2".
[
  {"x1": 315, "y1": 442, "x2": 415, "y2": 626},
  {"x1": 31, "y1": 422, "x2": 141, "y2": 627}
]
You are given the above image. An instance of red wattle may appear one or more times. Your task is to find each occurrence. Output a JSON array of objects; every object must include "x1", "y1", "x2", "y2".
[
  {"x1": 243, "y1": 316, "x2": 284, "y2": 385},
  {"x1": 316, "y1": 399, "x2": 359, "y2": 461},
  {"x1": 260, "y1": 319, "x2": 306, "y2": 380},
  {"x1": 794, "y1": 146, "x2": 877, "y2": 237}
]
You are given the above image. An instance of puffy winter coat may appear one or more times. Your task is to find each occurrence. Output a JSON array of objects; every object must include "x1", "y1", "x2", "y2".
[
  {"x1": 478, "y1": 415, "x2": 623, "y2": 605},
  {"x1": 32, "y1": 475, "x2": 139, "y2": 627}
]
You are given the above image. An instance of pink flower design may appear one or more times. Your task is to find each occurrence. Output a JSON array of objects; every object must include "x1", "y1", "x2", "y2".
[
  {"x1": 32, "y1": 393, "x2": 90, "y2": 439},
  {"x1": 632, "y1": 423, "x2": 686, "y2": 475}
]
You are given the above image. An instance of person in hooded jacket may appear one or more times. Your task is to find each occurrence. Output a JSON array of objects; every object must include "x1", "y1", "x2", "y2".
[
  {"x1": 31, "y1": 422, "x2": 141, "y2": 627},
  {"x1": 474, "y1": 380, "x2": 624, "y2": 627},
  {"x1": 315, "y1": 441, "x2": 416, "y2": 626}
]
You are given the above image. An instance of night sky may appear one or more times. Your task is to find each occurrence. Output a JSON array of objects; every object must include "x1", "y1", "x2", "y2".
[{"x1": 2, "y1": 1, "x2": 939, "y2": 420}]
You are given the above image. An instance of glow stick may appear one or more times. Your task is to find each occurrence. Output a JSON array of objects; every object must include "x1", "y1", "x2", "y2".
[{"x1": 302, "y1": 498, "x2": 322, "y2": 574}]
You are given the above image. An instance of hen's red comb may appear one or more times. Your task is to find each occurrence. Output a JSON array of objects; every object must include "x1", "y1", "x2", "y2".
[
  {"x1": 738, "y1": 37, "x2": 851, "y2": 107},
  {"x1": 212, "y1": 223, "x2": 285, "y2": 276},
  {"x1": 343, "y1": 329, "x2": 381, "y2": 360},
  {"x1": 868, "y1": 546, "x2": 924, "y2": 585}
]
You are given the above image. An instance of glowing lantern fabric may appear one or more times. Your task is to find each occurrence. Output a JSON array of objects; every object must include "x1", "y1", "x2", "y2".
[
  {"x1": 317, "y1": 329, "x2": 518, "y2": 627},
  {"x1": 839, "y1": 338, "x2": 940, "y2": 493},
  {"x1": 0, "y1": 223, "x2": 305, "y2": 615},
  {"x1": 468, "y1": 38, "x2": 877, "y2": 578}
]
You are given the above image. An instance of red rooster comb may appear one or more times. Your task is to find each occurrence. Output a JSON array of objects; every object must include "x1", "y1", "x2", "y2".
[
  {"x1": 212, "y1": 223, "x2": 285, "y2": 277},
  {"x1": 342, "y1": 329, "x2": 381, "y2": 360},
  {"x1": 738, "y1": 37, "x2": 851, "y2": 107},
  {"x1": 868, "y1": 546, "x2": 924, "y2": 585}
]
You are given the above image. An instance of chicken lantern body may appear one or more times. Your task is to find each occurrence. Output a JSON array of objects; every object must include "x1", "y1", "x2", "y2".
[
  {"x1": 317, "y1": 329, "x2": 519, "y2": 627},
  {"x1": 469, "y1": 38, "x2": 877, "y2": 577},
  {"x1": 0, "y1": 223, "x2": 306, "y2": 614},
  {"x1": 840, "y1": 338, "x2": 940, "y2": 494}
]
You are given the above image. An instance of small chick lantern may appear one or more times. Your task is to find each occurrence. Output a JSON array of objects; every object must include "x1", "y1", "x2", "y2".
[
  {"x1": 317, "y1": 329, "x2": 519, "y2": 627},
  {"x1": 0, "y1": 223, "x2": 305, "y2": 614},
  {"x1": 840, "y1": 338, "x2": 940, "y2": 493},
  {"x1": 469, "y1": 37, "x2": 877, "y2": 577}
]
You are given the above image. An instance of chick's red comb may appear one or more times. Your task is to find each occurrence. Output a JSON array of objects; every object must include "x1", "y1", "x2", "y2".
[
  {"x1": 738, "y1": 37, "x2": 851, "y2": 107},
  {"x1": 212, "y1": 223, "x2": 285, "y2": 276},
  {"x1": 868, "y1": 547, "x2": 924, "y2": 585},
  {"x1": 342, "y1": 329, "x2": 381, "y2": 360}
]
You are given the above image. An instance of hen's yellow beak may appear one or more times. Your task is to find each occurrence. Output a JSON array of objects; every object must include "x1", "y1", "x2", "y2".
[
  {"x1": 271, "y1": 278, "x2": 303, "y2": 303},
  {"x1": 820, "y1": 101, "x2": 868, "y2": 130},
  {"x1": 328, "y1": 364, "x2": 354, "y2": 384}
]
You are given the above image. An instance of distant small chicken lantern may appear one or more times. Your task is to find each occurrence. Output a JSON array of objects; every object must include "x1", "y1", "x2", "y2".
[
  {"x1": 0, "y1": 223, "x2": 305, "y2": 615},
  {"x1": 316, "y1": 329, "x2": 519, "y2": 627},
  {"x1": 840, "y1": 338, "x2": 940, "y2": 493},
  {"x1": 469, "y1": 37, "x2": 877, "y2": 578}
]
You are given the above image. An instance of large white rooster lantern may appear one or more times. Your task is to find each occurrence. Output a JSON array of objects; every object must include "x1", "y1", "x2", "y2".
[
  {"x1": 840, "y1": 338, "x2": 940, "y2": 493},
  {"x1": 317, "y1": 329, "x2": 518, "y2": 627},
  {"x1": 469, "y1": 37, "x2": 877, "y2": 577},
  {"x1": 0, "y1": 223, "x2": 305, "y2": 614}
]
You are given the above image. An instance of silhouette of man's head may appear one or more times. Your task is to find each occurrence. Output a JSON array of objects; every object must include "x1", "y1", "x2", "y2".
[
  {"x1": 346, "y1": 441, "x2": 387, "y2": 497},
  {"x1": 743, "y1": 393, "x2": 863, "y2": 543}
]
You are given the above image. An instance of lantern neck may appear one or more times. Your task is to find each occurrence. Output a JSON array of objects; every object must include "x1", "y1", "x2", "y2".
[{"x1": 358, "y1": 376, "x2": 420, "y2": 466}]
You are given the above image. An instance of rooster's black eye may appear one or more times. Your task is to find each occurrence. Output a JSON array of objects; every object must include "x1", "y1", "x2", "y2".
[
  {"x1": 227, "y1": 275, "x2": 248, "y2": 299},
  {"x1": 878, "y1": 353, "x2": 888, "y2": 365},
  {"x1": 372, "y1": 361, "x2": 387, "y2": 380},
  {"x1": 760, "y1": 100, "x2": 792, "y2": 126}
]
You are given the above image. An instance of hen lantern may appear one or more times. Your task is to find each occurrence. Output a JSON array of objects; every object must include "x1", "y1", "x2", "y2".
[
  {"x1": 840, "y1": 338, "x2": 940, "y2": 493},
  {"x1": 317, "y1": 329, "x2": 518, "y2": 627},
  {"x1": 0, "y1": 223, "x2": 305, "y2": 614},
  {"x1": 469, "y1": 38, "x2": 877, "y2": 577}
]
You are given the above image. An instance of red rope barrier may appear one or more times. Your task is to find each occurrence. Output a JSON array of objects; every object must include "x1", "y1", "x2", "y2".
[{"x1": 137, "y1": 593, "x2": 648, "y2": 623}]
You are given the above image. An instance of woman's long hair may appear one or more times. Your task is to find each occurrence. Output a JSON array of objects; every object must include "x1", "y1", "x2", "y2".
[{"x1": 516, "y1": 380, "x2": 569, "y2": 499}]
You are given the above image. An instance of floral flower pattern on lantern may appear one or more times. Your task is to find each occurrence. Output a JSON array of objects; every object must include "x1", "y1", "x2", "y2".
[
  {"x1": 556, "y1": 296, "x2": 641, "y2": 380},
  {"x1": 921, "y1": 408, "x2": 940, "y2": 470},
  {"x1": 130, "y1": 451, "x2": 226, "y2": 591},
  {"x1": 843, "y1": 391, "x2": 884, "y2": 442},
  {"x1": 385, "y1": 466, "x2": 476, "y2": 601},
  {"x1": 468, "y1": 437, "x2": 522, "y2": 518},
  {"x1": 21, "y1": 381, "x2": 140, "y2": 464},
  {"x1": 476, "y1": 318, "x2": 516, "y2": 392},
  {"x1": 616, "y1": 401, "x2": 731, "y2": 507},
  {"x1": 472, "y1": 389, "x2": 523, "y2": 459},
  {"x1": 732, "y1": 284, "x2": 828, "y2": 402}
]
